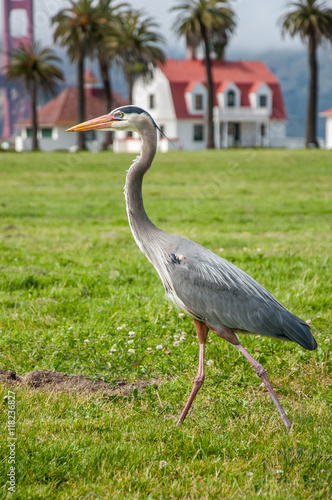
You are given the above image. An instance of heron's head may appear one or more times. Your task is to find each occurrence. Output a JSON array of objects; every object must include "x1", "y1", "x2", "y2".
[{"x1": 66, "y1": 105, "x2": 158, "y2": 135}]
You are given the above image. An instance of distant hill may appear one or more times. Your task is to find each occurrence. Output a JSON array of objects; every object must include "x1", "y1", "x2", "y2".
[
  {"x1": 1, "y1": 47, "x2": 331, "y2": 140},
  {"x1": 228, "y1": 47, "x2": 332, "y2": 139}
]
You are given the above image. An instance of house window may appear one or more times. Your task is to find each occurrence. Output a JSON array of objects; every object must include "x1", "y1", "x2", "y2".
[
  {"x1": 259, "y1": 95, "x2": 267, "y2": 107},
  {"x1": 41, "y1": 128, "x2": 52, "y2": 139},
  {"x1": 227, "y1": 90, "x2": 236, "y2": 107},
  {"x1": 26, "y1": 128, "x2": 32, "y2": 138},
  {"x1": 85, "y1": 130, "x2": 97, "y2": 141},
  {"x1": 149, "y1": 94, "x2": 155, "y2": 109},
  {"x1": 193, "y1": 124, "x2": 204, "y2": 142},
  {"x1": 194, "y1": 94, "x2": 203, "y2": 110},
  {"x1": 159, "y1": 125, "x2": 165, "y2": 139},
  {"x1": 261, "y1": 123, "x2": 267, "y2": 137},
  {"x1": 228, "y1": 122, "x2": 241, "y2": 145}
]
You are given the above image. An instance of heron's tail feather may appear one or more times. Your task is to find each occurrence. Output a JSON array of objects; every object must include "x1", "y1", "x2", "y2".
[{"x1": 280, "y1": 313, "x2": 317, "y2": 351}]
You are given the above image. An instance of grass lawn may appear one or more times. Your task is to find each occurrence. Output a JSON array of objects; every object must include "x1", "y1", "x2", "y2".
[{"x1": 0, "y1": 148, "x2": 331, "y2": 499}]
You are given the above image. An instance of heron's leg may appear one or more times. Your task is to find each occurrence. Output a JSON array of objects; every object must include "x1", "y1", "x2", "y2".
[
  {"x1": 236, "y1": 343, "x2": 292, "y2": 431},
  {"x1": 177, "y1": 319, "x2": 209, "y2": 426}
]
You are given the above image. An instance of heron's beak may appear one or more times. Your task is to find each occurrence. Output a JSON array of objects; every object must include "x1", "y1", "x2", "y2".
[{"x1": 66, "y1": 114, "x2": 118, "y2": 132}]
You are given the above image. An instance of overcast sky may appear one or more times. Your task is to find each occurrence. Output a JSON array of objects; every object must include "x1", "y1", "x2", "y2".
[{"x1": 2, "y1": 0, "x2": 332, "y2": 56}]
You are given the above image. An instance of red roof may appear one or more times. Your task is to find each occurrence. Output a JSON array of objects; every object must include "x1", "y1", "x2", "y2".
[
  {"x1": 161, "y1": 58, "x2": 287, "y2": 120},
  {"x1": 321, "y1": 107, "x2": 332, "y2": 116},
  {"x1": 21, "y1": 86, "x2": 127, "y2": 127}
]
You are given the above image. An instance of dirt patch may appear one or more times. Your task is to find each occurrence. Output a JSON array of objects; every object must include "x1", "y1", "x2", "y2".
[{"x1": 0, "y1": 369, "x2": 153, "y2": 395}]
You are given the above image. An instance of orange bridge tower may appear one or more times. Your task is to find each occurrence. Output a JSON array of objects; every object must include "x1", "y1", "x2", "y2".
[{"x1": 2, "y1": 0, "x2": 34, "y2": 137}]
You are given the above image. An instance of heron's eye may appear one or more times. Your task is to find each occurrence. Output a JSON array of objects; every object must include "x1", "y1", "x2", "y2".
[{"x1": 117, "y1": 111, "x2": 124, "y2": 119}]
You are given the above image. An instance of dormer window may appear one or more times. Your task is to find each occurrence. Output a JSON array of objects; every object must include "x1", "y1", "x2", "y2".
[
  {"x1": 194, "y1": 94, "x2": 203, "y2": 110},
  {"x1": 259, "y1": 95, "x2": 267, "y2": 107},
  {"x1": 227, "y1": 90, "x2": 236, "y2": 107},
  {"x1": 185, "y1": 82, "x2": 207, "y2": 115},
  {"x1": 149, "y1": 94, "x2": 155, "y2": 109}
]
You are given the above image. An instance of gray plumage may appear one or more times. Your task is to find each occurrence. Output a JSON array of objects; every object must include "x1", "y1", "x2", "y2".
[
  {"x1": 119, "y1": 106, "x2": 316, "y2": 352},
  {"x1": 164, "y1": 237, "x2": 316, "y2": 350}
]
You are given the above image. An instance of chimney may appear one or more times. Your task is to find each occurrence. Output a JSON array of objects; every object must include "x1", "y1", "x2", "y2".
[{"x1": 186, "y1": 46, "x2": 197, "y2": 60}]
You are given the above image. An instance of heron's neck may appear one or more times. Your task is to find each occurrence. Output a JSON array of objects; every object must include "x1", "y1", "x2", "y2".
[{"x1": 124, "y1": 126, "x2": 161, "y2": 255}]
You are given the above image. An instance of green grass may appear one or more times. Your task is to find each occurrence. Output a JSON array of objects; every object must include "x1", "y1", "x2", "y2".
[{"x1": 0, "y1": 149, "x2": 331, "y2": 499}]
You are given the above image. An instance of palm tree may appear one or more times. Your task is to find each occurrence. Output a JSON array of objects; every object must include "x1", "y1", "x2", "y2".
[
  {"x1": 171, "y1": 0, "x2": 236, "y2": 149},
  {"x1": 90, "y1": 0, "x2": 128, "y2": 148},
  {"x1": 52, "y1": 0, "x2": 98, "y2": 150},
  {"x1": 5, "y1": 42, "x2": 64, "y2": 150},
  {"x1": 280, "y1": 0, "x2": 332, "y2": 148},
  {"x1": 115, "y1": 9, "x2": 166, "y2": 104}
]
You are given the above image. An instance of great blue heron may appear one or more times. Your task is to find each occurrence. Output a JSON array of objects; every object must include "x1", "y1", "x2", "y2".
[{"x1": 67, "y1": 105, "x2": 317, "y2": 431}]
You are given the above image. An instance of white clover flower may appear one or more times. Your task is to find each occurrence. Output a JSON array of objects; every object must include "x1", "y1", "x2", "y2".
[
  {"x1": 173, "y1": 341, "x2": 180, "y2": 347},
  {"x1": 256, "y1": 248, "x2": 262, "y2": 252},
  {"x1": 207, "y1": 360, "x2": 214, "y2": 367},
  {"x1": 156, "y1": 344, "x2": 163, "y2": 350},
  {"x1": 247, "y1": 472, "x2": 254, "y2": 477},
  {"x1": 128, "y1": 348, "x2": 135, "y2": 354},
  {"x1": 68, "y1": 326, "x2": 73, "y2": 330},
  {"x1": 306, "y1": 319, "x2": 312, "y2": 325},
  {"x1": 146, "y1": 347, "x2": 152, "y2": 351},
  {"x1": 127, "y1": 339, "x2": 134, "y2": 344},
  {"x1": 173, "y1": 334, "x2": 179, "y2": 339},
  {"x1": 324, "y1": 338, "x2": 330, "y2": 343},
  {"x1": 128, "y1": 331, "x2": 135, "y2": 338},
  {"x1": 178, "y1": 313, "x2": 184, "y2": 320},
  {"x1": 84, "y1": 339, "x2": 90, "y2": 345},
  {"x1": 159, "y1": 460, "x2": 167, "y2": 469},
  {"x1": 110, "y1": 345, "x2": 117, "y2": 352},
  {"x1": 275, "y1": 470, "x2": 284, "y2": 474},
  {"x1": 116, "y1": 326, "x2": 123, "y2": 331},
  {"x1": 219, "y1": 248, "x2": 225, "y2": 252},
  {"x1": 180, "y1": 337, "x2": 186, "y2": 342}
]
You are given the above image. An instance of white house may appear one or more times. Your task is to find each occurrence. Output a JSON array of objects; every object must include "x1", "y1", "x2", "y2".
[
  {"x1": 320, "y1": 107, "x2": 332, "y2": 149},
  {"x1": 16, "y1": 69, "x2": 127, "y2": 152},
  {"x1": 123, "y1": 57, "x2": 287, "y2": 152}
]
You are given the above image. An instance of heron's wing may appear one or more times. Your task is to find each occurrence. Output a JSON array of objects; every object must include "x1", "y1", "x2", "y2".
[{"x1": 165, "y1": 240, "x2": 316, "y2": 350}]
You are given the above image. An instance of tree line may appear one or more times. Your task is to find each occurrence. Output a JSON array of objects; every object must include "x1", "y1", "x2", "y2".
[{"x1": 5, "y1": 0, "x2": 332, "y2": 151}]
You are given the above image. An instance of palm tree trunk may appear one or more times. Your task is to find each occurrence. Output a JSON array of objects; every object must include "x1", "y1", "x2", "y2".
[
  {"x1": 127, "y1": 72, "x2": 134, "y2": 105},
  {"x1": 99, "y1": 55, "x2": 113, "y2": 149},
  {"x1": 306, "y1": 30, "x2": 319, "y2": 148},
  {"x1": 77, "y1": 49, "x2": 86, "y2": 150},
  {"x1": 201, "y1": 24, "x2": 215, "y2": 149},
  {"x1": 31, "y1": 79, "x2": 38, "y2": 151}
]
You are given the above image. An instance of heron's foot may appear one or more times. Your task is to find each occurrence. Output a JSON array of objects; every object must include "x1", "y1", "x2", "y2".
[
  {"x1": 236, "y1": 343, "x2": 292, "y2": 431},
  {"x1": 176, "y1": 376, "x2": 204, "y2": 426}
]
